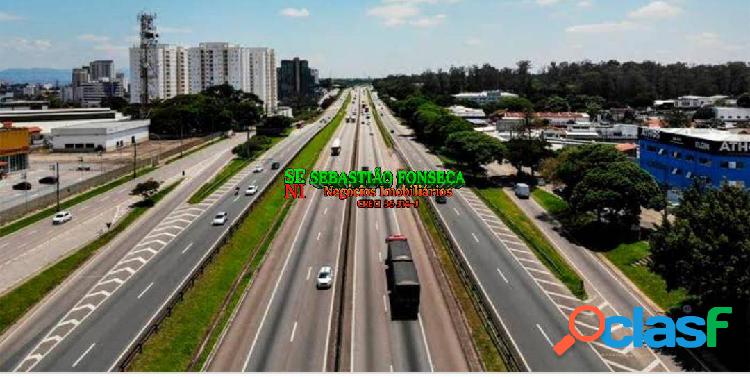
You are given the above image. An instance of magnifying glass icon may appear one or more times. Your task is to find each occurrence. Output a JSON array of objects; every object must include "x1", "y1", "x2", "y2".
[{"x1": 553, "y1": 305, "x2": 606, "y2": 356}]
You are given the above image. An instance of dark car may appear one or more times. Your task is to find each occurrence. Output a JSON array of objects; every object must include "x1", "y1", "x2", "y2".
[
  {"x1": 12, "y1": 182, "x2": 32, "y2": 190},
  {"x1": 435, "y1": 196, "x2": 447, "y2": 204},
  {"x1": 361, "y1": 166, "x2": 370, "y2": 171},
  {"x1": 39, "y1": 176, "x2": 58, "y2": 184},
  {"x1": 271, "y1": 161, "x2": 280, "y2": 170},
  {"x1": 76, "y1": 166, "x2": 91, "y2": 171}
]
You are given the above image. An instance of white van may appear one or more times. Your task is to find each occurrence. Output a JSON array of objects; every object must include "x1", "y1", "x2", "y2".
[{"x1": 514, "y1": 183, "x2": 530, "y2": 199}]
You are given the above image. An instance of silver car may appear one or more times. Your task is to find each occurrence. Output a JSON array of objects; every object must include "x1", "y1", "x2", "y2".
[
  {"x1": 316, "y1": 266, "x2": 333, "y2": 289},
  {"x1": 212, "y1": 212, "x2": 228, "y2": 226}
]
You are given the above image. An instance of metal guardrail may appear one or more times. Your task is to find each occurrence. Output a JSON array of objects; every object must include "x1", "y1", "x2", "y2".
[
  {"x1": 115, "y1": 97, "x2": 350, "y2": 372},
  {"x1": 382, "y1": 105, "x2": 527, "y2": 372}
]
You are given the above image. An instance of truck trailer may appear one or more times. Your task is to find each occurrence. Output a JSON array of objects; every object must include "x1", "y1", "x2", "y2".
[
  {"x1": 331, "y1": 138, "x2": 341, "y2": 156},
  {"x1": 385, "y1": 235, "x2": 420, "y2": 319}
]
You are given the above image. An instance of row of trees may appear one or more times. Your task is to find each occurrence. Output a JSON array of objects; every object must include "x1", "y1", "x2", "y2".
[{"x1": 374, "y1": 60, "x2": 750, "y2": 109}]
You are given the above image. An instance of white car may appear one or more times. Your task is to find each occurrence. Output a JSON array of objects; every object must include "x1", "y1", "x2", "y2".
[
  {"x1": 245, "y1": 185, "x2": 258, "y2": 196},
  {"x1": 212, "y1": 212, "x2": 228, "y2": 226},
  {"x1": 52, "y1": 211, "x2": 72, "y2": 225},
  {"x1": 316, "y1": 266, "x2": 333, "y2": 289},
  {"x1": 253, "y1": 164, "x2": 264, "y2": 173}
]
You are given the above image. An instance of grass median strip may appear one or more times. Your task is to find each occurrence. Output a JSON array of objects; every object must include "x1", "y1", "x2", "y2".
[
  {"x1": 473, "y1": 187, "x2": 587, "y2": 300},
  {"x1": 0, "y1": 178, "x2": 182, "y2": 337},
  {"x1": 366, "y1": 90, "x2": 393, "y2": 149},
  {"x1": 416, "y1": 198, "x2": 506, "y2": 371},
  {"x1": 531, "y1": 188, "x2": 567, "y2": 216},
  {"x1": 0, "y1": 166, "x2": 156, "y2": 238},
  {"x1": 187, "y1": 136, "x2": 283, "y2": 204},
  {"x1": 127, "y1": 93, "x2": 350, "y2": 371}
]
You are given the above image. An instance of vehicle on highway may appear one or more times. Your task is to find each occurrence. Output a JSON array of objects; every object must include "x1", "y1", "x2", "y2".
[
  {"x1": 331, "y1": 137, "x2": 341, "y2": 156},
  {"x1": 245, "y1": 185, "x2": 258, "y2": 195},
  {"x1": 76, "y1": 166, "x2": 91, "y2": 171},
  {"x1": 212, "y1": 212, "x2": 228, "y2": 226},
  {"x1": 271, "y1": 161, "x2": 280, "y2": 170},
  {"x1": 316, "y1": 266, "x2": 333, "y2": 289},
  {"x1": 435, "y1": 195, "x2": 447, "y2": 204},
  {"x1": 514, "y1": 183, "x2": 530, "y2": 199},
  {"x1": 253, "y1": 164, "x2": 263, "y2": 173},
  {"x1": 39, "y1": 176, "x2": 58, "y2": 184},
  {"x1": 12, "y1": 181, "x2": 32, "y2": 190},
  {"x1": 52, "y1": 211, "x2": 72, "y2": 225},
  {"x1": 361, "y1": 166, "x2": 369, "y2": 171},
  {"x1": 385, "y1": 235, "x2": 420, "y2": 319}
]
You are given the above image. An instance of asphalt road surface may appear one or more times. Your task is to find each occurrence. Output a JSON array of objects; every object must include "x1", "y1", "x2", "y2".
[
  {"x1": 370, "y1": 90, "x2": 612, "y2": 372},
  {"x1": 0, "y1": 92, "x2": 350, "y2": 372}
]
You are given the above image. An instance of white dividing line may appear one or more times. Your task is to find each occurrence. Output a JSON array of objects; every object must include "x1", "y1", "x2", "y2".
[
  {"x1": 233, "y1": 196, "x2": 241, "y2": 202},
  {"x1": 27, "y1": 229, "x2": 37, "y2": 236},
  {"x1": 382, "y1": 294, "x2": 388, "y2": 313},
  {"x1": 137, "y1": 282, "x2": 154, "y2": 299},
  {"x1": 417, "y1": 314, "x2": 434, "y2": 372},
  {"x1": 306, "y1": 266, "x2": 312, "y2": 280},
  {"x1": 180, "y1": 242, "x2": 194, "y2": 254},
  {"x1": 536, "y1": 324, "x2": 554, "y2": 347},
  {"x1": 375, "y1": 221, "x2": 378, "y2": 231},
  {"x1": 453, "y1": 207, "x2": 460, "y2": 216},
  {"x1": 290, "y1": 321, "x2": 298, "y2": 342},
  {"x1": 71, "y1": 343, "x2": 95, "y2": 368},
  {"x1": 323, "y1": 207, "x2": 328, "y2": 215},
  {"x1": 496, "y1": 268, "x2": 509, "y2": 284},
  {"x1": 471, "y1": 233, "x2": 479, "y2": 243},
  {"x1": 316, "y1": 232, "x2": 321, "y2": 241}
]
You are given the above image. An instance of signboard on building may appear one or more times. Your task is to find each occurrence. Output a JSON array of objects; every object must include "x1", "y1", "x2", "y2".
[{"x1": 638, "y1": 128, "x2": 750, "y2": 156}]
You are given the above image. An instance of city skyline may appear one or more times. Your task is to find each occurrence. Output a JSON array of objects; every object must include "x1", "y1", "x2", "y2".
[{"x1": 0, "y1": 0, "x2": 748, "y2": 78}]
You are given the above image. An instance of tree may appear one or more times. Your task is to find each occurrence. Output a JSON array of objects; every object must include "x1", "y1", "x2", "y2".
[
  {"x1": 540, "y1": 96, "x2": 569, "y2": 112},
  {"x1": 482, "y1": 96, "x2": 534, "y2": 115},
  {"x1": 737, "y1": 92, "x2": 750, "y2": 108},
  {"x1": 131, "y1": 179, "x2": 161, "y2": 206},
  {"x1": 547, "y1": 144, "x2": 629, "y2": 199},
  {"x1": 665, "y1": 109, "x2": 690, "y2": 128},
  {"x1": 257, "y1": 115, "x2": 292, "y2": 136},
  {"x1": 650, "y1": 185, "x2": 750, "y2": 308},
  {"x1": 504, "y1": 139, "x2": 553, "y2": 177},
  {"x1": 444, "y1": 131, "x2": 505, "y2": 171},
  {"x1": 232, "y1": 135, "x2": 274, "y2": 159}
]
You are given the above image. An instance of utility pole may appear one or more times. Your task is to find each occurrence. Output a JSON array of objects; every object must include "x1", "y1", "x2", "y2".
[
  {"x1": 55, "y1": 162, "x2": 60, "y2": 212},
  {"x1": 132, "y1": 136, "x2": 137, "y2": 179}
]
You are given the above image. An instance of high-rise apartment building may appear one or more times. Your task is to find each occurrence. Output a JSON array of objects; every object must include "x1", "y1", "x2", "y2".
[
  {"x1": 89, "y1": 60, "x2": 114, "y2": 81},
  {"x1": 248, "y1": 47, "x2": 278, "y2": 114},
  {"x1": 128, "y1": 44, "x2": 188, "y2": 104},
  {"x1": 278, "y1": 57, "x2": 315, "y2": 103}
]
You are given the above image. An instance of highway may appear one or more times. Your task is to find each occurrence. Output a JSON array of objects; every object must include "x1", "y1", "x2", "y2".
[
  {"x1": 0, "y1": 91, "x2": 350, "y2": 372},
  {"x1": 370, "y1": 89, "x2": 613, "y2": 372},
  {"x1": 0, "y1": 134, "x2": 246, "y2": 294}
]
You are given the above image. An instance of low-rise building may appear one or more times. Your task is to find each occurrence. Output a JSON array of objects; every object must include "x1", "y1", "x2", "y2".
[
  {"x1": 0, "y1": 123, "x2": 30, "y2": 174},
  {"x1": 50, "y1": 120, "x2": 149, "y2": 152},
  {"x1": 448, "y1": 105, "x2": 485, "y2": 119},
  {"x1": 452, "y1": 90, "x2": 517, "y2": 105},
  {"x1": 676, "y1": 95, "x2": 729, "y2": 109},
  {"x1": 639, "y1": 127, "x2": 750, "y2": 190}
]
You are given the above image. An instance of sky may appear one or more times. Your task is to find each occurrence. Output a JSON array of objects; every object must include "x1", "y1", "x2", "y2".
[{"x1": 0, "y1": 0, "x2": 748, "y2": 77}]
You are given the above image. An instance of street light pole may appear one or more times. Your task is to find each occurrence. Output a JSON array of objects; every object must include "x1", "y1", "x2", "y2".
[{"x1": 132, "y1": 136, "x2": 137, "y2": 179}]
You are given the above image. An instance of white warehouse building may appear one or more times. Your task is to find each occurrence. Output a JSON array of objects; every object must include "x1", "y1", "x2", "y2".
[{"x1": 50, "y1": 120, "x2": 150, "y2": 152}]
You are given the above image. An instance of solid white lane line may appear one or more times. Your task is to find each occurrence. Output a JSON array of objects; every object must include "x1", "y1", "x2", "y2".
[
  {"x1": 290, "y1": 321, "x2": 298, "y2": 342},
  {"x1": 497, "y1": 268, "x2": 509, "y2": 284},
  {"x1": 316, "y1": 232, "x2": 321, "y2": 241},
  {"x1": 453, "y1": 207, "x2": 460, "y2": 216},
  {"x1": 180, "y1": 242, "x2": 193, "y2": 254},
  {"x1": 472, "y1": 233, "x2": 479, "y2": 243},
  {"x1": 383, "y1": 294, "x2": 388, "y2": 313},
  {"x1": 137, "y1": 282, "x2": 154, "y2": 299},
  {"x1": 72, "y1": 343, "x2": 95, "y2": 368},
  {"x1": 536, "y1": 324, "x2": 554, "y2": 347},
  {"x1": 417, "y1": 314, "x2": 434, "y2": 372},
  {"x1": 306, "y1": 266, "x2": 312, "y2": 280}
]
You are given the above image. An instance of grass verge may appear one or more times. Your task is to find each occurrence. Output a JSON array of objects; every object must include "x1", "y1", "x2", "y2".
[
  {"x1": 603, "y1": 241, "x2": 687, "y2": 310},
  {"x1": 187, "y1": 136, "x2": 283, "y2": 204},
  {"x1": 0, "y1": 179, "x2": 182, "y2": 336},
  {"x1": 366, "y1": 90, "x2": 393, "y2": 149},
  {"x1": 473, "y1": 187, "x2": 587, "y2": 300},
  {"x1": 531, "y1": 188, "x2": 567, "y2": 216},
  {"x1": 0, "y1": 166, "x2": 156, "y2": 238},
  {"x1": 416, "y1": 198, "x2": 506, "y2": 371},
  {"x1": 127, "y1": 93, "x2": 350, "y2": 371}
]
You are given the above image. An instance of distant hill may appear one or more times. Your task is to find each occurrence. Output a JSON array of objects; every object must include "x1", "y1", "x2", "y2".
[{"x1": 0, "y1": 68, "x2": 71, "y2": 85}]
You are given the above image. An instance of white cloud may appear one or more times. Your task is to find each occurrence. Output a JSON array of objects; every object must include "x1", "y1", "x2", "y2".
[
  {"x1": 77, "y1": 34, "x2": 110, "y2": 42},
  {"x1": 465, "y1": 37, "x2": 482, "y2": 46},
  {"x1": 367, "y1": 3, "x2": 421, "y2": 26},
  {"x1": 159, "y1": 26, "x2": 192, "y2": 34},
  {"x1": 410, "y1": 14, "x2": 446, "y2": 27},
  {"x1": 279, "y1": 7, "x2": 310, "y2": 18},
  {"x1": 536, "y1": 0, "x2": 561, "y2": 6},
  {"x1": 577, "y1": 0, "x2": 592, "y2": 8},
  {"x1": 687, "y1": 32, "x2": 742, "y2": 52},
  {"x1": 628, "y1": 1, "x2": 682, "y2": 20},
  {"x1": 0, "y1": 37, "x2": 51, "y2": 51},
  {"x1": 0, "y1": 11, "x2": 23, "y2": 21},
  {"x1": 565, "y1": 20, "x2": 637, "y2": 34}
]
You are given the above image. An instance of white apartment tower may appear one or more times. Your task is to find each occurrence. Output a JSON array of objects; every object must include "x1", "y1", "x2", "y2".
[
  {"x1": 188, "y1": 43, "x2": 277, "y2": 113},
  {"x1": 128, "y1": 44, "x2": 188, "y2": 104}
]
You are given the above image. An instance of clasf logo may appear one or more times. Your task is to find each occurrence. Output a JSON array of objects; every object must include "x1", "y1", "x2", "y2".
[{"x1": 553, "y1": 305, "x2": 732, "y2": 356}]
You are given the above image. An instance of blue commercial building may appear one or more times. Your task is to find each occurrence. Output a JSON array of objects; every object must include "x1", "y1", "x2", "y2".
[{"x1": 639, "y1": 128, "x2": 750, "y2": 190}]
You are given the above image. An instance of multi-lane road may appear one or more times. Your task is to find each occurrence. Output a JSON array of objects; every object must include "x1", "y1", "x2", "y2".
[{"x1": 0, "y1": 91, "x2": 350, "y2": 372}]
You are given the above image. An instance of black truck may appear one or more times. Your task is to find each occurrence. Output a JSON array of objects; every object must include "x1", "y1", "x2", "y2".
[{"x1": 385, "y1": 235, "x2": 420, "y2": 319}]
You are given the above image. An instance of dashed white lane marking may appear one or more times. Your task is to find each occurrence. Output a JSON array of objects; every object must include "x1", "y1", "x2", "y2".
[
  {"x1": 453, "y1": 207, "x2": 460, "y2": 216},
  {"x1": 375, "y1": 222, "x2": 378, "y2": 231},
  {"x1": 137, "y1": 282, "x2": 154, "y2": 299},
  {"x1": 306, "y1": 266, "x2": 312, "y2": 280},
  {"x1": 536, "y1": 324, "x2": 554, "y2": 347},
  {"x1": 180, "y1": 242, "x2": 193, "y2": 254},
  {"x1": 316, "y1": 232, "x2": 321, "y2": 241},
  {"x1": 290, "y1": 321, "x2": 298, "y2": 342},
  {"x1": 27, "y1": 229, "x2": 38, "y2": 236},
  {"x1": 496, "y1": 267, "x2": 509, "y2": 284},
  {"x1": 323, "y1": 207, "x2": 328, "y2": 215},
  {"x1": 471, "y1": 233, "x2": 479, "y2": 243},
  {"x1": 71, "y1": 343, "x2": 95, "y2": 368},
  {"x1": 383, "y1": 294, "x2": 388, "y2": 313}
]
